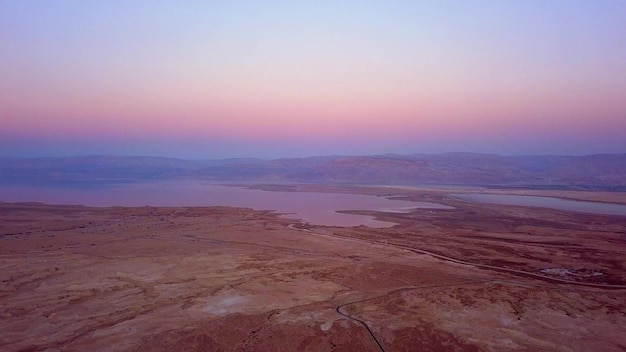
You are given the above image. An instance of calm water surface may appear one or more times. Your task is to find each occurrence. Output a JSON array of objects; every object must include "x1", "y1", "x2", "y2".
[
  {"x1": 0, "y1": 181, "x2": 452, "y2": 227},
  {"x1": 453, "y1": 193, "x2": 626, "y2": 216}
]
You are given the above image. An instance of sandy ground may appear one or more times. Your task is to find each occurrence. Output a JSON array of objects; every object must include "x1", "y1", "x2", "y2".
[{"x1": 1, "y1": 186, "x2": 625, "y2": 351}]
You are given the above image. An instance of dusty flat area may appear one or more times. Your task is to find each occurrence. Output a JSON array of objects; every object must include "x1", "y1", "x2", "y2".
[{"x1": 1, "y1": 186, "x2": 625, "y2": 351}]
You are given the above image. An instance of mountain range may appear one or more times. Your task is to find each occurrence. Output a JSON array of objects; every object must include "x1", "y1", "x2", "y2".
[{"x1": 1, "y1": 153, "x2": 625, "y2": 190}]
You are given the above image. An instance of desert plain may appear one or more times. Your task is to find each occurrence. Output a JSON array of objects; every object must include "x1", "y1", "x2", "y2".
[{"x1": 1, "y1": 185, "x2": 625, "y2": 351}]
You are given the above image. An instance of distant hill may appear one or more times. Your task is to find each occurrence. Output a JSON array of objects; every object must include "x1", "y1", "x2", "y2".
[{"x1": 1, "y1": 153, "x2": 625, "y2": 190}]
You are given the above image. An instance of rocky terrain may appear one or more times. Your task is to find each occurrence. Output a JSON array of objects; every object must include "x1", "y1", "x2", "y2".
[{"x1": 1, "y1": 186, "x2": 625, "y2": 351}]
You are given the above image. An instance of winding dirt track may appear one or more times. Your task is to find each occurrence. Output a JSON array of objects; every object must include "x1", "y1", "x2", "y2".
[
  {"x1": 289, "y1": 224, "x2": 626, "y2": 290},
  {"x1": 288, "y1": 224, "x2": 626, "y2": 351}
]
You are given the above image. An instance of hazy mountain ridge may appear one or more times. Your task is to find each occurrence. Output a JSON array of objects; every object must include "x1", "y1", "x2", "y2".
[{"x1": 1, "y1": 153, "x2": 625, "y2": 190}]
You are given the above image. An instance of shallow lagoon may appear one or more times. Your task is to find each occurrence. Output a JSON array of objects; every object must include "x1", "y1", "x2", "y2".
[
  {"x1": 453, "y1": 193, "x2": 626, "y2": 216},
  {"x1": 0, "y1": 181, "x2": 452, "y2": 227}
]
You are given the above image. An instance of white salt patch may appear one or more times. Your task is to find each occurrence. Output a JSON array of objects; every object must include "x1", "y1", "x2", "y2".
[
  {"x1": 540, "y1": 268, "x2": 574, "y2": 277},
  {"x1": 321, "y1": 321, "x2": 333, "y2": 332},
  {"x1": 202, "y1": 295, "x2": 248, "y2": 315}
]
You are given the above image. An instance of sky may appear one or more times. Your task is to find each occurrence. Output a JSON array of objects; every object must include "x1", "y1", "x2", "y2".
[{"x1": 1, "y1": 1, "x2": 625, "y2": 159}]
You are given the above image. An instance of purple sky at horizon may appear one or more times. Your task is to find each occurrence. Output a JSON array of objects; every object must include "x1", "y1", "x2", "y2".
[{"x1": 1, "y1": 1, "x2": 625, "y2": 159}]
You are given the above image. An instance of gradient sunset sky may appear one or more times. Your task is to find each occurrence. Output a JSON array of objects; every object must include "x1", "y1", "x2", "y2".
[{"x1": 2, "y1": 1, "x2": 625, "y2": 159}]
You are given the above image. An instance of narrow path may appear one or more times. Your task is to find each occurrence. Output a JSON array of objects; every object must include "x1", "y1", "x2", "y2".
[
  {"x1": 288, "y1": 223, "x2": 625, "y2": 350},
  {"x1": 335, "y1": 280, "x2": 494, "y2": 352},
  {"x1": 288, "y1": 224, "x2": 626, "y2": 289},
  {"x1": 376, "y1": 239, "x2": 626, "y2": 289},
  {"x1": 335, "y1": 304, "x2": 386, "y2": 352},
  {"x1": 333, "y1": 276, "x2": 619, "y2": 352}
]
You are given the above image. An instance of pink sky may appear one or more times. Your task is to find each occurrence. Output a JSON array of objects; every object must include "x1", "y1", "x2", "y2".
[{"x1": 1, "y1": 1, "x2": 625, "y2": 158}]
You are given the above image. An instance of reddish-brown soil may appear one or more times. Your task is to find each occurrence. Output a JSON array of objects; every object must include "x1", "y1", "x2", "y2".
[{"x1": 1, "y1": 186, "x2": 625, "y2": 351}]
